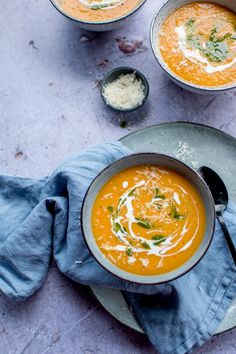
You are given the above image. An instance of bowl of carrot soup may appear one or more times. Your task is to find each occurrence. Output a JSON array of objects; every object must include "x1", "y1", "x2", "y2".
[
  {"x1": 50, "y1": 0, "x2": 147, "y2": 31},
  {"x1": 151, "y1": 0, "x2": 236, "y2": 93},
  {"x1": 81, "y1": 153, "x2": 215, "y2": 284}
]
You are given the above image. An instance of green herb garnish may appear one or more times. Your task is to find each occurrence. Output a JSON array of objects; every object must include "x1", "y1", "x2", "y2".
[
  {"x1": 155, "y1": 202, "x2": 162, "y2": 210},
  {"x1": 186, "y1": 18, "x2": 195, "y2": 28},
  {"x1": 204, "y1": 41, "x2": 228, "y2": 62},
  {"x1": 152, "y1": 235, "x2": 166, "y2": 246},
  {"x1": 155, "y1": 203, "x2": 163, "y2": 210},
  {"x1": 91, "y1": 2, "x2": 115, "y2": 10},
  {"x1": 118, "y1": 197, "x2": 126, "y2": 209},
  {"x1": 128, "y1": 188, "x2": 136, "y2": 197},
  {"x1": 155, "y1": 194, "x2": 165, "y2": 200},
  {"x1": 208, "y1": 27, "x2": 217, "y2": 42},
  {"x1": 152, "y1": 235, "x2": 166, "y2": 241},
  {"x1": 107, "y1": 206, "x2": 114, "y2": 213},
  {"x1": 126, "y1": 248, "x2": 132, "y2": 257},
  {"x1": 114, "y1": 222, "x2": 128, "y2": 237},
  {"x1": 153, "y1": 188, "x2": 166, "y2": 200},
  {"x1": 185, "y1": 18, "x2": 202, "y2": 50},
  {"x1": 154, "y1": 240, "x2": 166, "y2": 246},
  {"x1": 142, "y1": 242, "x2": 151, "y2": 249},
  {"x1": 204, "y1": 28, "x2": 229, "y2": 62},
  {"x1": 170, "y1": 204, "x2": 184, "y2": 220},
  {"x1": 114, "y1": 222, "x2": 125, "y2": 232},
  {"x1": 205, "y1": 28, "x2": 231, "y2": 62},
  {"x1": 185, "y1": 20, "x2": 232, "y2": 63},
  {"x1": 118, "y1": 188, "x2": 136, "y2": 211},
  {"x1": 135, "y1": 217, "x2": 152, "y2": 229},
  {"x1": 115, "y1": 222, "x2": 122, "y2": 233}
]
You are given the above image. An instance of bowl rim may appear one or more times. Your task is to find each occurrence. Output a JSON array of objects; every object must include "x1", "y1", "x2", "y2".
[
  {"x1": 100, "y1": 66, "x2": 149, "y2": 112},
  {"x1": 150, "y1": 0, "x2": 236, "y2": 92},
  {"x1": 49, "y1": 0, "x2": 147, "y2": 26},
  {"x1": 81, "y1": 152, "x2": 216, "y2": 285}
]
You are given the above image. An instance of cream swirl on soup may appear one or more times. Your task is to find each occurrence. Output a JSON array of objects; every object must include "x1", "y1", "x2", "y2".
[{"x1": 79, "y1": 0, "x2": 124, "y2": 10}]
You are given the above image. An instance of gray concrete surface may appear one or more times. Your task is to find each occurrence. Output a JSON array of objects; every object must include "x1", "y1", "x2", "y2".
[{"x1": 0, "y1": 0, "x2": 236, "y2": 353}]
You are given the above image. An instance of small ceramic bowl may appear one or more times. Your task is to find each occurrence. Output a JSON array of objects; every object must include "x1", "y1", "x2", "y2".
[
  {"x1": 49, "y1": 0, "x2": 147, "y2": 32},
  {"x1": 101, "y1": 67, "x2": 149, "y2": 113},
  {"x1": 81, "y1": 153, "x2": 215, "y2": 284},
  {"x1": 150, "y1": 0, "x2": 236, "y2": 94}
]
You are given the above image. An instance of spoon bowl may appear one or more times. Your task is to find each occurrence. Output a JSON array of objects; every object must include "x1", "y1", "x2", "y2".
[
  {"x1": 198, "y1": 166, "x2": 236, "y2": 266},
  {"x1": 198, "y1": 166, "x2": 229, "y2": 215}
]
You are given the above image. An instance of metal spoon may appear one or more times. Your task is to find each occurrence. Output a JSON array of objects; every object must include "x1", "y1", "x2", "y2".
[{"x1": 198, "y1": 166, "x2": 236, "y2": 266}]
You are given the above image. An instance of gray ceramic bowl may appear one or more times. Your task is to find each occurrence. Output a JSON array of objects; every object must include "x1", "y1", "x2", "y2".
[
  {"x1": 81, "y1": 153, "x2": 215, "y2": 284},
  {"x1": 101, "y1": 67, "x2": 149, "y2": 112},
  {"x1": 150, "y1": 0, "x2": 236, "y2": 94},
  {"x1": 50, "y1": 0, "x2": 147, "y2": 31}
]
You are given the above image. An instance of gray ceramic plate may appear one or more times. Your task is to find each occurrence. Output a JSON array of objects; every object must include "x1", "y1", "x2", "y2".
[{"x1": 91, "y1": 122, "x2": 236, "y2": 335}]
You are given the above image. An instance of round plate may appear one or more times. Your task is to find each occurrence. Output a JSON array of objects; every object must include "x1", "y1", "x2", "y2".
[{"x1": 91, "y1": 122, "x2": 236, "y2": 335}]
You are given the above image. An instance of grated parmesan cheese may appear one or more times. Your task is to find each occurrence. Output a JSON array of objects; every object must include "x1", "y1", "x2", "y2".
[
  {"x1": 174, "y1": 141, "x2": 199, "y2": 169},
  {"x1": 175, "y1": 141, "x2": 195, "y2": 161},
  {"x1": 102, "y1": 73, "x2": 145, "y2": 110}
]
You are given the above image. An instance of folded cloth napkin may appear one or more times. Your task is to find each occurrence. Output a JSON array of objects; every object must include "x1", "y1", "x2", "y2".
[
  {"x1": 0, "y1": 141, "x2": 168, "y2": 299},
  {"x1": 0, "y1": 141, "x2": 235, "y2": 354}
]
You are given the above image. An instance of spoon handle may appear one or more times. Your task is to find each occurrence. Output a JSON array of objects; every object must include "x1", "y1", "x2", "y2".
[{"x1": 217, "y1": 214, "x2": 236, "y2": 266}]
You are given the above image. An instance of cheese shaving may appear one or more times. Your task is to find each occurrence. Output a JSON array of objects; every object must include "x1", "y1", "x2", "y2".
[
  {"x1": 103, "y1": 73, "x2": 145, "y2": 110},
  {"x1": 175, "y1": 141, "x2": 195, "y2": 161}
]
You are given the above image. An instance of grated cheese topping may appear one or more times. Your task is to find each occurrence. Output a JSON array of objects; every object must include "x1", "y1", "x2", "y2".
[
  {"x1": 174, "y1": 141, "x2": 199, "y2": 169},
  {"x1": 103, "y1": 73, "x2": 145, "y2": 110},
  {"x1": 175, "y1": 141, "x2": 195, "y2": 161}
]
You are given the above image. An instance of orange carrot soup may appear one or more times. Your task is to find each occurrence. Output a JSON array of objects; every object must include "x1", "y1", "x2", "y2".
[
  {"x1": 159, "y1": 2, "x2": 236, "y2": 87},
  {"x1": 60, "y1": 0, "x2": 142, "y2": 22},
  {"x1": 92, "y1": 165, "x2": 206, "y2": 276}
]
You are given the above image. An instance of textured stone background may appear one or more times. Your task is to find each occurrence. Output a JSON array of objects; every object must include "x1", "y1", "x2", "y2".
[{"x1": 0, "y1": 0, "x2": 236, "y2": 353}]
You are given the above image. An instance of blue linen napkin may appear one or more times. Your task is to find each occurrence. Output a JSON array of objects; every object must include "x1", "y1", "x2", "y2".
[
  {"x1": 0, "y1": 141, "x2": 235, "y2": 354},
  {"x1": 0, "y1": 141, "x2": 168, "y2": 299}
]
